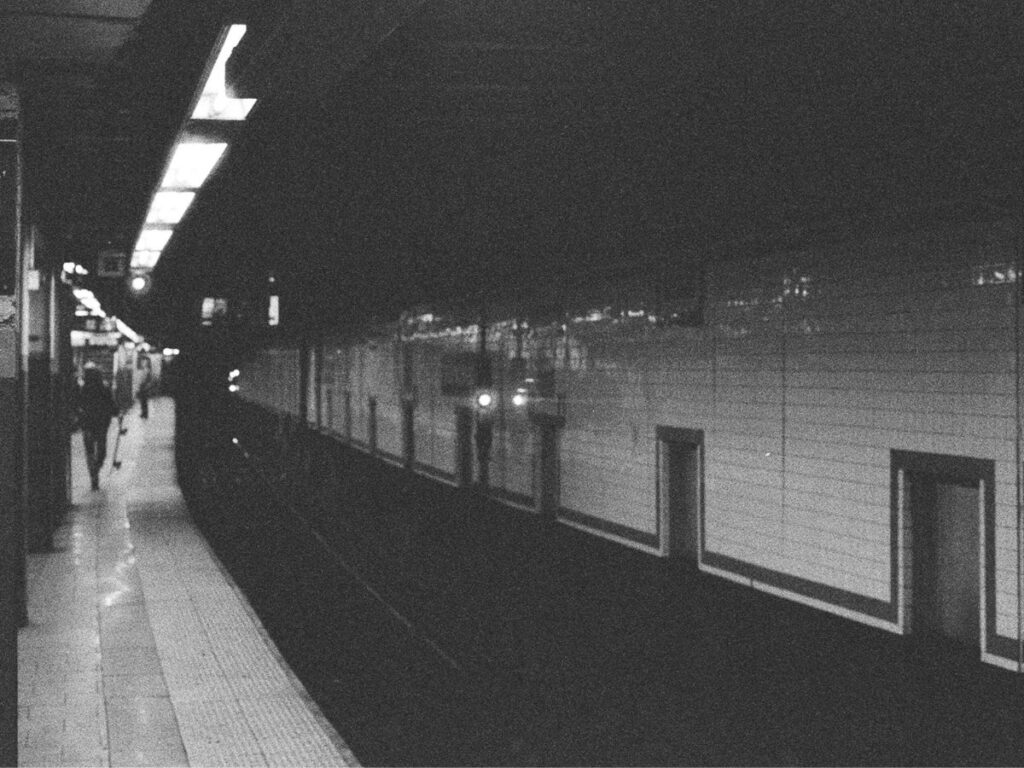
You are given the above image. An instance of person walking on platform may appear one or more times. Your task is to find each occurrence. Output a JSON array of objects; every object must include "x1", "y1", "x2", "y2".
[
  {"x1": 77, "y1": 365, "x2": 119, "y2": 491},
  {"x1": 137, "y1": 355, "x2": 154, "y2": 419}
]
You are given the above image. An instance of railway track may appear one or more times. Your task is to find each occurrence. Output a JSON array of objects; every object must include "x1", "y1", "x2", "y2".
[{"x1": 175, "y1": 395, "x2": 1024, "y2": 767}]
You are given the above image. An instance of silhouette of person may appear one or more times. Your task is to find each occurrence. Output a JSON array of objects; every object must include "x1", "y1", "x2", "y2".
[
  {"x1": 77, "y1": 365, "x2": 118, "y2": 490},
  {"x1": 137, "y1": 356, "x2": 154, "y2": 419}
]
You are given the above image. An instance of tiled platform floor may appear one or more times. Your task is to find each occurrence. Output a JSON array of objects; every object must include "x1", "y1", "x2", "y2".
[{"x1": 18, "y1": 396, "x2": 360, "y2": 767}]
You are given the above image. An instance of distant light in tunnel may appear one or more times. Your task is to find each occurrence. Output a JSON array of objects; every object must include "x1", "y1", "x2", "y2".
[
  {"x1": 160, "y1": 142, "x2": 227, "y2": 189},
  {"x1": 146, "y1": 190, "x2": 195, "y2": 225},
  {"x1": 131, "y1": 275, "x2": 147, "y2": 292}
]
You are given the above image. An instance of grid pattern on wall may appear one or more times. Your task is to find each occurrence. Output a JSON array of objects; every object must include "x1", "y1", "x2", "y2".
[
  {"x1": 703, "y1": 222, "x2": 1018, "y2": 647},
  {"x1": 406, "y1": 342, "x2": 457, "y2": 479},
  {"x1": 237, "y1": 217, "x2": 1022, "y2": 665},
  {"x1": 238, "y1": 348, "x2": 301, "y2": 417}
]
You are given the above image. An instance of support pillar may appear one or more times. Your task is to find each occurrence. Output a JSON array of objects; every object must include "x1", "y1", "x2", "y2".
[
  {"x1": 25, "y1": 228, "x2": 53, "y2": 551},
  {"x1": 50, "y1": 273, "x2": 70, "y2": 523},
  {"x1": 0, "y1": 82, "x2": 24, "y2": 768}
]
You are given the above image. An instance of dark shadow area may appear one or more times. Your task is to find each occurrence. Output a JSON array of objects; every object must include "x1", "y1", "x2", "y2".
[{"x1": 175, "y1": 387, "x2": 1024, "y2": 766}]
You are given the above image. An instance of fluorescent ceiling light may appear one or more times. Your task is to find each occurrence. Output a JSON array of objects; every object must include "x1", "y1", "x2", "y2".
[
  {"x1": 131, "y1": 250, "x2": 162, "y2": 269},
  {"x1": 74, "y1": 288, "x2": 105, "y2": 317},
  {"x1": 116, "y1": 318, "x2": 142, "y2": 343},
  {"x1": 146, "y1": 191, "x2": 195, "y2": 225},
  {"x1": 192, "y1": 25, "x2": 257, "y2": 121},
  {"x1": 161, "y1": 142, "x2": 227, "y2": 189},
  {"x1": 136, "y1": 228, "x2": 173, "y2": 252}
]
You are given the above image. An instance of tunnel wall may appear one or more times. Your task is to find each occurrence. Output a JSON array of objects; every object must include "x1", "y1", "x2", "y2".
[
  {"x1": 404, "y1": 338, "x2": 460, "y2": 481},
  {"x1": 236, "y1": 347, "x2": 301, "y2": 417},
  {"x1": 237, "y1": 217, "x2": 1022, "y2": 669}
]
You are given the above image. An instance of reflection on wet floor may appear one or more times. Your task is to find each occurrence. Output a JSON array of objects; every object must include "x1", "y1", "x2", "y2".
[{"x1": 18, "y1": 397, "x2": 358, "y2": 767}]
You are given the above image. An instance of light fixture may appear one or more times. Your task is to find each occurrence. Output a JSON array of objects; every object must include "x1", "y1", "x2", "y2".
[
  {"x1": 128, "y1": 273, "x2": 152, "y2": 296},
  {"x1": 192, "y1": 25, "x2": 257, "y2": 121},
  {"x1": 131, "y1": 251, "x2": 161, "y2": 269},
  {"x1": 114, "y1": 319, "x2": 142, "y2": 342},
  {"x1": 135, "y1": 228, "x2": 173, "y2": 252},
  {"x1": 160, "y1": 142, "x2": 227, "y2": 189},
  {"x1": 73, "y1": 288, "x2": 106, "y2": 317},
  {"x1": 145, "y1": 190, "x2": 195, "y2": 225},
  {"x1": 511, "y1": 388, "x2": 529, "y2": 408}
]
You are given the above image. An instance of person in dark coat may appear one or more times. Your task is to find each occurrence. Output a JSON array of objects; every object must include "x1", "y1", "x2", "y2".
[
  {"x1": 78, "y1": 365, "x2": 119, "y2": 490},
  {"x1": 137, "y1": 355, "x2": 153, "y2": 419}
]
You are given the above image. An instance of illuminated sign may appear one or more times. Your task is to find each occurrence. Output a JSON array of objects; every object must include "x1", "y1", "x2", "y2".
[{"x1": 268, "y1": 295, "x2": 279, "y2": 326}]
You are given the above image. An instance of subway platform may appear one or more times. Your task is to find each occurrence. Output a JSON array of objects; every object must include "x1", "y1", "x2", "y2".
[{"x1": 17, "y1": 397, "x2": 359, "y2": 767}]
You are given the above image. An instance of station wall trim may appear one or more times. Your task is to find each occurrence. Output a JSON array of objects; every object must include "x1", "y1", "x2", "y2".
[
  {"x1": 557, "y1": 506, "x2": 660, "y2": 549},
  {"x1": 489, "y1": 486, "x2": 534, "y2": 512},
  {"x1": 377, "y1": 448, "x2": 405, "y2": 468},
  {"x1": 413, "y1": 461, "x2": 456, "y2": 484},
  {"x1": 700, "y1": 550, "x2": 897, "y2": 623}
]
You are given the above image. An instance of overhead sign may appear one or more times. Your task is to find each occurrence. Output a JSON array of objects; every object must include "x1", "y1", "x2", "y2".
[{"x1": 97, "y1": 249, "x2": 127, "y2": 277}]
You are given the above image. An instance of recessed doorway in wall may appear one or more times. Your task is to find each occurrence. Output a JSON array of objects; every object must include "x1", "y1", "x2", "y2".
[
  {"x1": 367, "y1": 397, "x2": 377, "y2": 454},
  {"x1": 532, "y1": 414, "x2": 562, "y2": 518},
  {"x1": 455, "y1": 406, "x2": 473, "y2": 487},
  {"x1": 893, "y1": 450, "x2": 991, "y2": 656},
  {"x1": 657, "y1": 427, "x2": 704, "y2": 563},
  {"x1": 907, "y1": 471, "x2": 980, "y2": 650},
  {"x1": 402, "y1": 400, "x2": 415, "y2": 467}
]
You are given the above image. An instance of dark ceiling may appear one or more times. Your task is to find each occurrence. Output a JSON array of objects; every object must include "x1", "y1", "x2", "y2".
[{"x1": 7, "y1": 1, "x2": 1024, "y2": 346}]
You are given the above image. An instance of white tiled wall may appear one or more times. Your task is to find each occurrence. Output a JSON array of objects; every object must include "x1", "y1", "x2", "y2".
[
  {"x1": 321, "y1": 344, "x2": 351, "y2": 435},
  {"x1": 352, "y1": 338, "x2": 403, "y2": 457},
  {"x1": 239, "y1": 348, "x2": 300, "y2": 417},
  {"x1": 486, "y1": 323, "x2": 536, "y2": 501},
  {"x1": 405, "y1": 335, "x2": 474, "y2": 477},
  {"x1": 240, "y1": 217, "x2": 1023, "y2": 656}
]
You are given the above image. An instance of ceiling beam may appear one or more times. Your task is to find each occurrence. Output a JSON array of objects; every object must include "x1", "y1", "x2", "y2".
[{"x1": 0, "y1": 10, "x2": 142, "y2": 25}]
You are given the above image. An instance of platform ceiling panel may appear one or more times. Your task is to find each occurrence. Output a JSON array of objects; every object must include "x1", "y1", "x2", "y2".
[{"x1": 0, "y1": 2, "x2": 150, "y2": 72}]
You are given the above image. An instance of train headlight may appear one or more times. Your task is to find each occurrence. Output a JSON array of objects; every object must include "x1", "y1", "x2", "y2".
[{"x1": 475, "y1": 389, "x2": 496, "y2": 410}]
